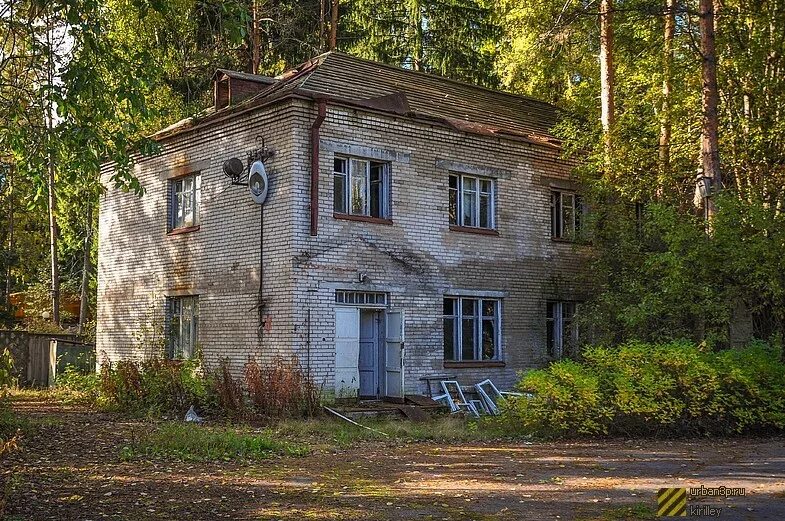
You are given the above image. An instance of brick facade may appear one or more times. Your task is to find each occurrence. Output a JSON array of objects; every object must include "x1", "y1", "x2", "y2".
[{"x1": 98, "y1": 93, "x2": 586, "y2": 396}]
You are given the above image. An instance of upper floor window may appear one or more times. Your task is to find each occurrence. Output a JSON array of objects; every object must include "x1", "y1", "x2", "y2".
[
  {"x1": 551, "y1": 190, "x2": 584, "y2": 240},
  {"x1": 170, "y1": 173, "x2": 201, "y2": 230},
  {"x1": 333, "y1": 157, "x2": 390, "y2": 218},
  {"x1": 547, "y1": 301, "x2": 578, "y2": 359},
  {"x1": 166, "y1": 295, "x2": 199, "y2": 359},
  {"x1": 449, "y1": 174, "x2": 495, "y2": 229},
  {"x1": 443, "y1": 297, "x2": 500, "y2": 361}
]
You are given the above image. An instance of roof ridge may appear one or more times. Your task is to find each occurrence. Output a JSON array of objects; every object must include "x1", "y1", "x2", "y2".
[{"x1": 317, "y1": 51, "x2": 557, "y2": 109}]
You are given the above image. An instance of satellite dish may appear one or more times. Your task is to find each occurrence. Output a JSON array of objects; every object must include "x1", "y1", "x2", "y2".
[
  {"x1": 223, "y1": 157, "x2": 244, "y2": 180},
  {"x1": 248, "y1": 160, "x2": 269, "y2": 204}
]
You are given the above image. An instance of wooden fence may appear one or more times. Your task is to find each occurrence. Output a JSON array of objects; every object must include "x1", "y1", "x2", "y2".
[
  {"x1": 0, "y1": 331, "x2": 93, "y2": 387},
  {"x1": 27, "y1": 337, "x2": 95, "y2": 387}
]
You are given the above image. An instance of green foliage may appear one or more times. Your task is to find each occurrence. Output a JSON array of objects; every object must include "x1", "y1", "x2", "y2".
[
  {"x1": 0, "y1": 349, "x2": 14, "y2": 389},
  {"x1": 503, "y1": 341, "x2": 785, "y2": 438},
  {"x1": 505, "y1": 359, "x2": 612, "y2": 437},
  {"x1": 580, "y1": 195, "x2": 785, "y2": 345},
  {"x1": 97, "y1": 358, "x2": 214, "y2": 416},
  {"x1": 120, "y1": 422, "x2": 310, "y2": 461},
  {"x1": 344, "y1": 0, "x2": 500, "y2": 87}
]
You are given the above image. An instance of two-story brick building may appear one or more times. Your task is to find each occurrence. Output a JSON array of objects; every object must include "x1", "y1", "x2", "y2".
[{"x1": 97, "y1": 52, "x2": 587, "y2": 400}]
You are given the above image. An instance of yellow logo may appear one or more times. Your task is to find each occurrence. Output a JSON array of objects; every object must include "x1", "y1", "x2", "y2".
[{"x1": 657, "y1": 488, "x2": 687, "y2": 517}]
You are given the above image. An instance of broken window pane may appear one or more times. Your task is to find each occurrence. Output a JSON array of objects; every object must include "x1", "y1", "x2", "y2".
[
  {"x1": 350, "y1": 159, "x2": 368, "y2": 215},
  {"x1": 461, "y1": 316, "x2": 475, "y2": 360},
  {"x1": 562, "y1": 193, "x2": 575, "y2": 238},
  {"x1": 334, "y1": 173, "x2": 347, "y2": 214},
  {"x1": 444, "y1": 317, "x2": 456, "y2": 360},
  {"x1": 369, "y1": 163, "x2": 384, "y2": 217},
  {"x1": 482, "y1": 319, "x2": 496, "y2": 360},
  {"x1": 482, "y1": 299, "x2": 495, "y2": 317},
  {"x1": 448, "y1": 175, "x2": 459, "y2": 225},
  {"x1": 443, "y1": 298, "x2": 456, "y2": 315}
]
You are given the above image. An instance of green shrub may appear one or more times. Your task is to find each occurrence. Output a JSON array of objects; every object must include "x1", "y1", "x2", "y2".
[
  {"x1": 504, "y1": 341, "x2": 785, "y2": 437},
  {"x1": 97, "y1": 358, "x2": 214, "y2": 416},
  {"x1": 0, "y1": 349, "x2": 15, "y2": 389},
  {"x1": 505, "y1": 360, "x2": 612, "y2": 436},
  {"x1": 55, "y1": 365, "x2": 101, "y2": 405}
]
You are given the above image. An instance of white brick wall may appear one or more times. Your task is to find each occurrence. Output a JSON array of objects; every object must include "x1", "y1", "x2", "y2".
[{"x1": 97, "y1": 97, "x2": 586, "y2": 395}]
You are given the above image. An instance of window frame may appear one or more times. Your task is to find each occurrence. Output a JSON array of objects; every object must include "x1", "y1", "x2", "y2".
[
  {"x1": 443, "y1": 296, "x2": 501, "y2": 362},
  {"x1": 166, "y1": 295, "x2": 199, "y2": 359},
  {"x1": 333, "y1": 156, "x2": 391, "y2": 219},
  {"x1": 449, "y1": 173, "x2": 496, "y2": 230},
  {"x1": 550, "y1": 190, "x2": 584, "y2": 240},
  {"x1": 546, "y1": 301, "x2": 578, "y2": 359},
  {"x1": 169, "y1": 173, "x2": 201, "y2": 231}
]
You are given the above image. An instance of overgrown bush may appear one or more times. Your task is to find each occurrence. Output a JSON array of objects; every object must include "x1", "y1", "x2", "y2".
[
  {"x1": 97, "y1": 358, "x2": 213, "y2": 416},
  {"x1": 62, "y1": 355, "x2": 323, "y2": 420},
  {"x1": 244, "y1": 357, "x2": 323, "y2": 419},
  {"x1": 503, "y1": 341, "x2": 785, "y2": 437}
]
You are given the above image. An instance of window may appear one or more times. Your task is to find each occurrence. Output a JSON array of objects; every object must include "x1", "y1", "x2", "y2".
[
  {"x1": 335, "y1": 290, "x2": 388, "y2": 306},
  {"x1": 449, "y1": 174, "x2": 495, "y2": 229},
  {"x1": 547, "y1": 301, "x2": 578, "y2": 359},
  {"x1": 551, "y1": 190, "x2": 583, "y2": 239},
  {"x1": 333, "y1": 157, "x2": 390, "y2": 218},
  {"x1": 170, "y1": 173, "x2": 201, "y2": 230},
  {"x1": 443, "y1": 297, "x2": 500, "y2": 361},
  {"x1": 166, "y1": 296, "x2": 199, "y2": 359}
]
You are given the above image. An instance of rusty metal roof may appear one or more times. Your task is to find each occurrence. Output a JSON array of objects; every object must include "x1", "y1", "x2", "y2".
[
  {"x1": 265, "y1": 52, "x2": 561, "y2": 144},
  {"x1": 154, "y1": 53, "x2": 562, "y2": 146}
]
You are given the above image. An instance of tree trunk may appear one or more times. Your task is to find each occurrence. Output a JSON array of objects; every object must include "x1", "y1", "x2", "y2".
[
  {"x1": 5, "y1": 165, "x2": 13, "y2": 313},
  {"x1": 411, "y1": 0, "x2": 423, "y2": 71},
  {"x1": 47, "y1": 154, "x2": 60, "y2": 326},
  {"x1": 329, "y1": 0, "x2": 338, "y2": 50},
  {"x1": 599, "y1": 0, "x2": 615, "y2": 160},
  {"x1": 252, "y1": 0, "x2": 260, "y2": 73},
  {"x1": 319, "y1": 0, "x2": 326, "y2": 51},
  {"x1": 659, "y1": 0, "x2": 676, "y2": 188},
  {"x1": 78, "y1": 202, "x2": 92, "y2": 336},
  {"x1": 700, "y1": 0, "x2": 722, "y2": 211},
  {"x1": 46, "y1": 14, "x2": 60, "y2": 326}
]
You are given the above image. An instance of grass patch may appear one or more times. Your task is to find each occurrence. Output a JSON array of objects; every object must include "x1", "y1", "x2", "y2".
[
  {"x1": 120, "y1": 422, "x2": 310, "y2": 462},
  {"x1": 269, "y1": 415, "x2": 510, "y2": 447},
  {"x1": 577, "y1": 503, "x2": 655, "y2": 521}
]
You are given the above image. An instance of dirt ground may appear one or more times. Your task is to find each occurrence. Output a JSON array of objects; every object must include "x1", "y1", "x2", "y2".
[{"x1": 3, "y1": 394, "x2": 785, "y2": 521}]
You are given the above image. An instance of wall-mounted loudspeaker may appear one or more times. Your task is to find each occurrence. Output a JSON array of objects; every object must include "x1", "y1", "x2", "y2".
[{"x1": 248, "y1": 161, "x2": 269, "y2": 205}]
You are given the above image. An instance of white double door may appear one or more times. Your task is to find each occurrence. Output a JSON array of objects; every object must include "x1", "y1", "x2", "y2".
[{"x1": 335, "y1": 307, "x2": 404, "y2": 400}]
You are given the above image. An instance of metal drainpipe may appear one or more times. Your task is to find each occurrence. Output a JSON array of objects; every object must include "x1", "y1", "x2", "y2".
[{"x1": 310, "y1": 100, "x2": 327, "y2": 236}]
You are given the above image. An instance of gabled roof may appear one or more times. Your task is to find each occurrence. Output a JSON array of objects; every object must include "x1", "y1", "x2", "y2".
[
  {"x1": 269, "y1": 52, "x2": 560, "y2": 143},
  {"x1": 154, "y1": 52, "x2": 562, "y2": 147}
]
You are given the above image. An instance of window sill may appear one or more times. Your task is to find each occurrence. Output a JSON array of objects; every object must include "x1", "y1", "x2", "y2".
[
  {"x1": 550, "y1": 236, "x2": 575, "y2": 243},
  {"x1": 443, "y1": 360, "x2": 506, "y2": 369},
  {"x1": 167, "y1": 225, "x2": 200, "y2": 236},
  {"x1": 333, "y1": 213, "x2": 393, "y2": 225},
  {"x1": 449, "y1": 225, "x2": 499, "y2": 236}
]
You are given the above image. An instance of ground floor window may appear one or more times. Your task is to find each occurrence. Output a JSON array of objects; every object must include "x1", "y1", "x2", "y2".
[
  {"x1": 443, "y1": 297, "x2": 500, "y2": 361},
  {"x1": 166, "y1": 295, "x2": 199, "y2": 359},
  {"x1": 547, "y1": 301, "x2": 578, "y2": 359}
]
